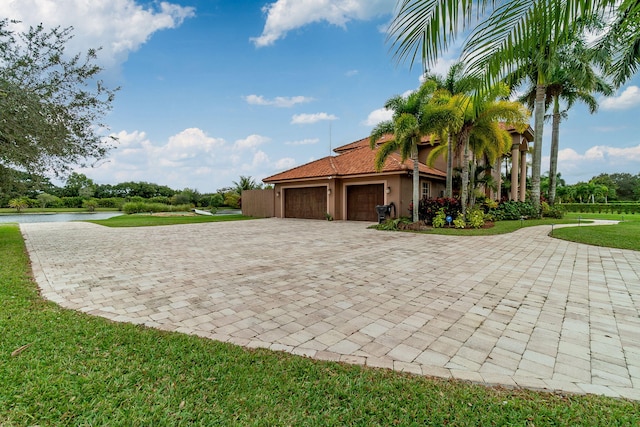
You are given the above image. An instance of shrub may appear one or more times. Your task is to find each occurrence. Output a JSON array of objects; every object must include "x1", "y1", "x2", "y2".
[
  {"x1": 432, "y1": 208, "x2": 447, "y2": 228},
  {"x1": 210, "y1": 193, "x2": 224, "y2": 208},
  {"x1": 418, "y1": 197, "x2": 461, "y2": 224},
  {"x1": 466, "y1": 207, "x2": 485, "y2": 229},
  {"x1": 541, "y1": 202, "x2": 565, "y2": 219},
  {"x1": 148, "y1": 196, "x2": 171, "y2": 205},
  {"x1": 8, "y1": 197, "x2": 29, "y2": 212},
  {"x1": 60, "y1": 196, "x2": 84, "y2": 208},
  {"x1": 36, "y1": 193, "x2": 60, "y2": 209},
  {"x1": 483, "y1": 199, "x2": 499, "y2": 210},
  {"x1": 97, "y1": 197, "x2": 125, "y2": 209},
  {"x1": 372, "y1": 217, "x2": 412, "y2": 230},
  {"x1": 453, "y1": 213, "x2": 466, "y2": 229},
  {"x1": 122, "y1": 202, "x2": 193, "y2": 214},
  {"x1": 224, "y1": 192, "x2": 241, "y2": 209},
  {"x1": 489, "y1": 201, "x2": 538, "y2": 220},
  {"x1": 122, "y1": 201, "x2": 148, "y2": 214},
  {"x1": 82, "y1": 198, "x2": 99, "y2": 212}
]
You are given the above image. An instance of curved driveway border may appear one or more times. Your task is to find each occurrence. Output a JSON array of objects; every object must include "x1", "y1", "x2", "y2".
[{"x1": 20, "y1": 218, "x2": 640, "y2": 401}]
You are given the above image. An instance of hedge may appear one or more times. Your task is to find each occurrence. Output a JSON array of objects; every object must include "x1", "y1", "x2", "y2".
[{"x1": 560, "y1": 203, "x2": 640, "y2": 214}]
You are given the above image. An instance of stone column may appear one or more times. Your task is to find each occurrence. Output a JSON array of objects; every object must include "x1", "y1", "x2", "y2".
[
  {"x1": 519, "y1": 148, "x2": 527, "y2": 202},
  {"x1": 511, "y1": 143, "x2": 519, "y2": 201}
]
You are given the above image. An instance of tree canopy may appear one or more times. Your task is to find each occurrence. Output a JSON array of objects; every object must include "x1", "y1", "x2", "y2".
[{"x1": 0, "y1": 19, "x2": 117, "y2": 178}]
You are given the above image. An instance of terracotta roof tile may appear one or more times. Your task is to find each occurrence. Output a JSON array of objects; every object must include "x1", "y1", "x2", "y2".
[
  {"x1": 333, "y1": 133, "x2": 437, "y2": 153},
  {"x1": 264, "y1": 144, "x2": 445, "y2": 183}
]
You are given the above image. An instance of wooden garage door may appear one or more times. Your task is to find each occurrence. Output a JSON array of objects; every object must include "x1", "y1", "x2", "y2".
[
  {"x1": 284, "y1": 187, "x2": 327, "y2": 220},
  {"x1": 347, "y1": 184, "x2": 384, "y2": 221}
]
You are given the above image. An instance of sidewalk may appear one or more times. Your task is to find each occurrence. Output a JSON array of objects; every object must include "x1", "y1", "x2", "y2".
[{"x1": 21, "y1": 218, "x2": 640, "y2": 400}]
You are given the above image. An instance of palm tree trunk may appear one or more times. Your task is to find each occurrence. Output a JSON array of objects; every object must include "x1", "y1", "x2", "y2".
[
  {"x1": 548, "y1": 97, "x2": 560, "y2": 205},
  {"x1": 412, "y1": 145, "x2": 420, "y2": 222},
  {"x1": 495, "y1": 157, "x2": 502, "y2": 200},
  {"x1": 445, "y1": 132, "x2": 453, "y2": 198},
  {"x1": 469, "y1": 156, "x2": 476, "y2": 209},
  {"x1": 531, "y1": 82, "x2": 546, "y2": 216},
  {"x1": 460, "y1": 131, "x2": 470, "y2": 217}
]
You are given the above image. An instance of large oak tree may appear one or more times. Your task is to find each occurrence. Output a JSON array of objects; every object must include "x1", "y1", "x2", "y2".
[{"x1": 0, "y1": 20, "x2": 117, "y2": 181}]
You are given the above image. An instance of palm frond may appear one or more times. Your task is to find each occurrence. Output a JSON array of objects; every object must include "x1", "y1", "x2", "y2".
[{"x1": 374, "y1": 139, "x2": 400, "y2": 172}]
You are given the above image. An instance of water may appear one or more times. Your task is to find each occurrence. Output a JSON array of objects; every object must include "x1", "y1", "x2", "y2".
[{"x1": 0, "y1": 212, "x2": 124, "y2": 224}]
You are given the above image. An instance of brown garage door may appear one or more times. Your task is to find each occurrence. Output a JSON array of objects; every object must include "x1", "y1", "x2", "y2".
[
  {"x1": 284, "y1": 187, "x2": 327, "y2": 219},
  {"x1": 347, "y1": 184, "x2": 384, "y2": 221}
]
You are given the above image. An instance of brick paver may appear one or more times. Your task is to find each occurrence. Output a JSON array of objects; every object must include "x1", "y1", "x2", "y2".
[{"x1": 21, "y1": 218, "x2": 640, "y2": 400}]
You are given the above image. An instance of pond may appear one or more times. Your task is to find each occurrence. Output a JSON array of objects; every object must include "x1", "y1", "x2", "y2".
[{"x1": 0, "y1": 212, "x2": 124, "y2": 224}]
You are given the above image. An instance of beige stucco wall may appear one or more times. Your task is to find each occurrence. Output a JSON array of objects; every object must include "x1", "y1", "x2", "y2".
[
  {"x1": 418, "y1": 144, "x2": 447, "y2": 172},
  {"x1": 270, "y1": 173, "x2": 446, "y2": 220}
]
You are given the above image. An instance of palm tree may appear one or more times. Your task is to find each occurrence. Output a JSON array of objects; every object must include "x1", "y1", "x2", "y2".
[
  {"x1": 232, "y1": 176, "x2": 261, "y2": 194},
  {"x1": 436, "y1": 82, "x2": 529, "y2": 215},
  {"x1": 511, "y1": 29, "x2": 614, "y2": 205},
  {"x1": 387, "y1": 0, "x2": 639, "y2": 214},
  {"x1": 370, "y1": 81, "x2": 457, "y2": 222},
  {"x1": 598, "y1": 0, "x2": 640, "y2": 87},
  {"x1": 423, "y1": 62, "x2": 481, "y2": 197}
]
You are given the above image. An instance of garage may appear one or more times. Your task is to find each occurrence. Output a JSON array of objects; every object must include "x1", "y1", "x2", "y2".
[
  {"x1": 284, "y1": 187, "x2": 327, "y2": 219},
  {"x1": 347, "y1": 184, "x2": 384, "y2": 221}
]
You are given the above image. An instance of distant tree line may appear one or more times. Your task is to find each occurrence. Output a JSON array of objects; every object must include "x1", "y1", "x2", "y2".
[
  {"x1": 549, "y1": 172, "x2": 640, "y2": 203},
  {"x1": 0, "y1": 170, "x2": 267, "y2": 210}
]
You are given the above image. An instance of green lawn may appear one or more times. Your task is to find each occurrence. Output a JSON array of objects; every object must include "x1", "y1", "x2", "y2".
[
  {"x1": 1, "y1": 224, "x2": 638, "y2": 426},
  {"x1": 420, "y1": 218, "x2": 580, "y2": 236},
  {"x1": 565, "y1": 212, "x2": 640, "y2": 222},
  {"x1": 381, "y1": 214, "x2": 638, "y2": 251},
  {"x1": 552, "y1": 221, "x2": 640, "y2": 251},
  {"x1": 86, "y1": 213, "x2": 253, "y2": 227}
]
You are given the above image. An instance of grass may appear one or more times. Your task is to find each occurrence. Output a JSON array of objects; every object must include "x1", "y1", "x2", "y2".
[
  {"x1": 565, "y1": 212, "x2": 640, "y2": 222},
  {"x1": 552, "y1": 221, "x2": 640, "y2": 251},
  {"x1": 376, "y1": 213, "x2": 639, "y2": 251},
  {"x1": 85, "y1": 213, "x2": 253, "y2": 227},
  {"x1": 422, "y1": 218, "x2": 580, "y2": 236},
  {"x1": 1, "y1": 224, "x2": 639, "y2": 425}
]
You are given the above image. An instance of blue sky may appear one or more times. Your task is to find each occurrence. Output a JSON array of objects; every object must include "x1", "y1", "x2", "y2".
[{"x1": 3, "y1": 0, "x2": 640, "y2": 192}]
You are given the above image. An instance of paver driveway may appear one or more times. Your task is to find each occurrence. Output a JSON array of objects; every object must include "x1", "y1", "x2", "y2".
[{"x1": 21, "y1": 218, "x2": 640, "y2": 400}]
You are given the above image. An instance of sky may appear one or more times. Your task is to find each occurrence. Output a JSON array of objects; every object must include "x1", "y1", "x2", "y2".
[{"x1": 2, "y1": 0, "x2": 640, "y2": 192}]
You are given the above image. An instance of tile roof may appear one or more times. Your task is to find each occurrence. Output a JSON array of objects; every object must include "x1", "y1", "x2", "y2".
[
  {"x1": 333, "y1": 134, "x2": 437, "y2": 153},
  {"x1": 263, "y1": 142, "x2": 446, "y2": 183}
]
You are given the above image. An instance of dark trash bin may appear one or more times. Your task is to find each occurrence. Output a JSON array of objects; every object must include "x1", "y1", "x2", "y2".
[{"x1": 376, "y1": 203, "x2": 396, "y2": 224}]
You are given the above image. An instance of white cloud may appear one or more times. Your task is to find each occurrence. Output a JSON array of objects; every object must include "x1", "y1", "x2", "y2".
[
  {"x1": 285, "y1": 138, "x2": 319, "y2": 145},
  {"x1": 291, "y1": 112, "x2": 338, "y2": 124},
  {"x1": 421, "y1": 57, "x2": 458, "y2": 80},
  {"x1": 1, "y1": 0, "x2": 195, "y2": 68},
  {"x1": 275, "y1": 157, "x2": 296, "y2": 170},
  {"x1": 552, "y1": 144, "x2": 640, "y2": 183},
  {"x1": 600, "y1": 86, "x2": 640, "y2": 111},
  {"x1": 158, "y1": 128, "x2": 226, "y2": 167},
  {"x1": 363, "y1": 107, "x2": 392, "y2": 126},
  {"x1": 74, "y1": 128, "x2": 224, "y2": 188},
  {"x1": 237, "y1": 150, "x2": 272, "y2": 173},
  {"x1": 245, "y1": 94, "x2": 313, "y2": 107},
  {"x1": 234, "y1": 134, "x2": 271, "y2": 150},
  {"x1": 345, "y1": 69, "x2": 359, "y2": 77},
  {"x1": 73, "y1": 128, "x2": 293, "y2": 192},
  {"x1": 251, "y1": 0, "x2": 394, "y2": 47},
  {"x1": 590, "y1": 125, "x2": 628, "y2": 132}
]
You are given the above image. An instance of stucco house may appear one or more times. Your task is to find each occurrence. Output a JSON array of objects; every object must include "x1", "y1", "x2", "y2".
[{"x1": 258, "y1": 127, "x2": 533, "y2": 222}]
